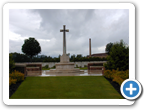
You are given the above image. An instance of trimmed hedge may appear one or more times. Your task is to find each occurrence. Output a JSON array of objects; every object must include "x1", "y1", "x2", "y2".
[{"x1": 104, "y1": 69, "x2": 129, "y2": 85}]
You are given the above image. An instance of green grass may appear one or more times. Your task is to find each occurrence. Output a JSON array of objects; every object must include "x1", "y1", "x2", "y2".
[
  {"x1": 42, "y1": 67, "x2": 50, "y2": 70},
  {"x1": 42, "y1": 67, "x2": 55, "y2": 70},
  {"x1": 78, "y1": 67, "x2": 88, "y2": 70},
  {"x1": 10, "y1": 76, "x2": 123, "y2": 99}
]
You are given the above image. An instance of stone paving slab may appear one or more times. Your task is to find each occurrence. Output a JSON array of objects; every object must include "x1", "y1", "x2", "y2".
[{"x1": 27, "y1": 70, "x2": 102, "y2": 77}]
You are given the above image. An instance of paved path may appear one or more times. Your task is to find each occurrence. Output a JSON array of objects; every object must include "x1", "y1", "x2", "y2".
[{"x1": 40, "y1": 70, "x2": 103, "y2": 76}]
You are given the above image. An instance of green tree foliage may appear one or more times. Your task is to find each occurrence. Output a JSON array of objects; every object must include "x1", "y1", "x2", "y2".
[
  {"x1": 22, "y1": 37, "x2": 41, "y2": 62},
  {"x1": 10, "y1": 53, "x2": 107, "y2": 63},
  {"x1": 76, "y1": 54, "x2": 82, "y2": 58},
  {"x1": 11, "y1": 52, "x2": 30, "y2": 62},
  {"x1": 9, "y1": 53, "x2": 15, "y2": 73},
  {"x1": 70, "y1": 54, "x2": 76, "y2": 62},
  {"x1": 104, "y1": 40, "x2": 129, "y2": 71},
  {"x1": 105, "y1": 42, "x2": 113, "y2": 54}
]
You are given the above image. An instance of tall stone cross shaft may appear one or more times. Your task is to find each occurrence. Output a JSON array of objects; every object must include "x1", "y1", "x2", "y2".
[{"x1": 60, "y1": 25, "x2": 69, "y2": 55}]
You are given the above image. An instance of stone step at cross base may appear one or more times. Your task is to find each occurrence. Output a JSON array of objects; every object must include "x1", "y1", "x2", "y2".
[
  {"x1": 46, "y1": 68, "x2": 84, "y2": 74},
  {"x1": 45, "y1": 73, "x2": 83, "y2": 76}
]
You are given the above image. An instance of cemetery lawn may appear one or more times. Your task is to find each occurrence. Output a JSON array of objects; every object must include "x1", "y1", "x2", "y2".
[
  {"x1": 77, "y1": 67, "x2": 88, "y2": 70},
  {"x1": 10, "y1": 76, "x2": 123, "y2": 99}
]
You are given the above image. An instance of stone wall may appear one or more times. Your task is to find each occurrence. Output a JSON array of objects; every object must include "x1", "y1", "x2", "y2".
[
  {"x1": 87, "y1": 62, "x2": 106, "y2": 75},
  {"x1": 14, "y1": 64, "x2": 26, "y2": 76},
  {"x1": 16, "y1": 61, "x2": 107, "y2": 68},
  {"x1": 15, "y1": 63, "x2": 42, "y2": 76}
]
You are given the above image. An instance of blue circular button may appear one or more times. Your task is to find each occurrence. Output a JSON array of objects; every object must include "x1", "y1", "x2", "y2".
[
  {"x1": 123, "y1": 81, "x2": 139, "y2": 97},
  {"x1": 121, "y1": 79, "x2": 142, "y2": 100}
]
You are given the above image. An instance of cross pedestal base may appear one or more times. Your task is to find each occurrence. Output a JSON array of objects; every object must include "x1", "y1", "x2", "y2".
[
  {"x1": 60, "y1": 54, "x2": 69, "y2": 63},
  {"x1": 47, "y1": 54, "x2": 84, "y2": 74}
]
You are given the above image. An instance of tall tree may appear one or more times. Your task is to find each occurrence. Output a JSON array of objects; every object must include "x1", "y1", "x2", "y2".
[
  {"x1": 22, "y1": 37, "x2": 41, "y2": 62},
  {"x1": 104, "y1": 40, "x2": 129, "y2": 71},
  {"x1": 105, "y1": 42, "x2": 113, "y2": 54}
]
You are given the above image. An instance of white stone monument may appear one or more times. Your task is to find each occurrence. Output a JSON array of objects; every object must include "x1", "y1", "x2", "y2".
[{"x1": 46, "y1": 25, "x2": 84, "y2": 75}]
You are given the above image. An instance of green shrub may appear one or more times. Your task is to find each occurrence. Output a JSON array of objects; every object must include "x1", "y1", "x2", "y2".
[
  {"x1": 45, "y1": 65, "x2": 49, "y2": 68},
  {"x1": 9, "y1": 54, "x2": 15, "y2": 73},
  {"x1": 103, "y1": 70, "x2": 113, "y2": 79},
  {"x1": 104, "y1": 69, "x2": 129, "y2": 86},
  {"x1": 112, "y1": 76, "x2": 124, "y2": 86},
  {"x1": 10, "y1": 70, "x2": 24, "y2": 82},
  {"x1": 9, "y1": 77, "x2": 17, "y2": 86},
  {"x1": 117, "y1": 70, "x2": 129, "y2": 80}
]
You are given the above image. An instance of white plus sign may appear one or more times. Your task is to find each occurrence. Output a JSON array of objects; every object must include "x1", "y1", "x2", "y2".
[{"x1": 126, "y1": 83, "x2": 137, "y2": 95}]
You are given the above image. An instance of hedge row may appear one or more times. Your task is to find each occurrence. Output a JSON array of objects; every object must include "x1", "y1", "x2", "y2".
[
  {"x1": 103, "y1": 69, "x2": 129, "y2": 86},
  {"x1": 9, "y1": 70, "x2": 25, "y2": 86}
]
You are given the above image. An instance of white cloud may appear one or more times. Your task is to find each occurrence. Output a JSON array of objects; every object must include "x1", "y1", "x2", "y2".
[
  {"x1": 97, "y1": 46, "x2": 106, "y2": 53},
  {"x1": 9, "y1": 9, "x2": 42, "y2": 30},
  {"x1": 9, "y1": 31, "x2": 28, "y2": 41},
  {"x1": 37, "y1": 39, "x2": 50, "y2": 42},
  {"x1": 9, "y1": 9, "x2": 129, "y2": 57}
]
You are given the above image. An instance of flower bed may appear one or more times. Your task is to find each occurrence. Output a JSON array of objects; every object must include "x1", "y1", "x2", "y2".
[{"x1": 103, "y1": 69, "x2": 129, "y2": 86}]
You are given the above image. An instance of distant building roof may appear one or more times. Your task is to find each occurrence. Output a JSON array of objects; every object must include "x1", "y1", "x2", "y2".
[{"x1": 88, "y1": 53, "x2": 108, "y2": 57}]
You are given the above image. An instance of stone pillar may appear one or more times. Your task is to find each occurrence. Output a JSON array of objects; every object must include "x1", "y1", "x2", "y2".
[{"x1": 89, "y1": 38, "x2": 91, "y2": 57}]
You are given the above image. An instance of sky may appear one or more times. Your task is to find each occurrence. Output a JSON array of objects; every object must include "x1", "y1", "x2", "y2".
[{"x1": 9, "y1": 9, "x2": 129, "y2": 57}]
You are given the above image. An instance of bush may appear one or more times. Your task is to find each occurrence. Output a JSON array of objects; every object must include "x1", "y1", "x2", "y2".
[
  {"x1": 44, "y1": 65, "x2": 49, "y2": 68},
  {"x1": 104, "y1": 69, "x2": 129, "y2": 85},
  {"x1": 103, "y1": 70, "x2": 114, "y2": 79},
  {"x1": 10, "y1": 70, "x2": 24, "y2": 82},
  {"x1": 115, "y1": 70, "x2": 129, "y2": 80},
  {"x1": 112, "y1": 76, "x2": 124, "y2": 86},
  {"x1": 9, "y1": 77, "x2": 17, "y2": 86},
  {"x1": 122, "y1": 70, "x2": 129, "y2": 79},
  {"x1": 9, "y1": 54, "x2": 15, "y2": 73}
]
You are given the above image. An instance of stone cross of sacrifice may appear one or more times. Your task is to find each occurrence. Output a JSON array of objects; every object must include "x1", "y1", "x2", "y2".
[{"x1": 60, "y1": 25, "x2": 69, "y2": 55}]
